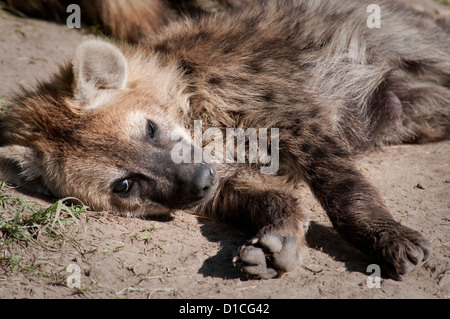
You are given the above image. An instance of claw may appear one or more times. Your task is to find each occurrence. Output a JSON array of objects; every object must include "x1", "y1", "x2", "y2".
[{"x1": 377, "y1": 226, "x2": 432, "y2": 280}]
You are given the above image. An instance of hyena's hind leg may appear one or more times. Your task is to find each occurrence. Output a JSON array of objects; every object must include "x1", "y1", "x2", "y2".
[
  {"x1": 371, "y1": 62, "x2": 450, "y2": 146},
  {"x1": 196, "y1": 166, "x2": 309, "y2": 279},
  {"x1": 366, "y1": 83, "x2": 449, "y2": 147},
  {"x1": 393, "y1": 77, "x2": 450, "y2": 144}
]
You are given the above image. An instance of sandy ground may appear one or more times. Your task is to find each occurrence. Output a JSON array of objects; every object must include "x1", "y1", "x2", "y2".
[{"x1": 0, "y1": 5, "x2": 449, "y2": 299}]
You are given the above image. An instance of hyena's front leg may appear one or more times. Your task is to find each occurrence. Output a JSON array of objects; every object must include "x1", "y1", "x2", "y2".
[
  {"x1": 294, "y1": 135, "x2": 431, "y2": 280},
  {"x1": 196, "y1": 167, "x2": 309, "y2": 279}
]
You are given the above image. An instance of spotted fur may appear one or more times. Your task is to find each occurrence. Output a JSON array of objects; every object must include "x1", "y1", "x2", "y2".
[{"x1": 1, "y1": 0, "x2": 449, "y2": 280}]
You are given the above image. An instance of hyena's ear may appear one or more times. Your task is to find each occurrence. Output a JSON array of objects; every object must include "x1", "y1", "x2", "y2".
[
  {"x1": 0, "y1": 145, "x2": 51, "y2": 196},
  {"x1": 72, "y1": 39, "x2": 127, "y2": 110}
]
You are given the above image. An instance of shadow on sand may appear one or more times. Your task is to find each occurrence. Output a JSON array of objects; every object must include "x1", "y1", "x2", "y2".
[{"x1": 196, "y1": 219, "x2": 371, "y2": 279}]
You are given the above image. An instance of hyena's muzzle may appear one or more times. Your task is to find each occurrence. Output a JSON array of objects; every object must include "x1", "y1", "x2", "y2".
[{"x1": 156, "y1": 161, "x2": 217, "y2": 209}]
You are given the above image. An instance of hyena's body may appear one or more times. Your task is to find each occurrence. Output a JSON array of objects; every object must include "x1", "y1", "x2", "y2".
[{"x1": 1, "y1": 0, "x2": 449, "y2": 280}]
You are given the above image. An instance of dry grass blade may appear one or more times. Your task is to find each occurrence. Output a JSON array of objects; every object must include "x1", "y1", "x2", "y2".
[{"x1": 0, "y1": 181, "x2": 90, "y2": 251}]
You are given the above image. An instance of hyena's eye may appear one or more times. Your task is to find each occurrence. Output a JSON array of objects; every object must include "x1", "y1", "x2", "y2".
[
  {"x1": 147, "y1": 121, "x2": 156, "y2": 139},
  {"x1": 113, "y1": 179, "x2": 133, "y2": 194}
]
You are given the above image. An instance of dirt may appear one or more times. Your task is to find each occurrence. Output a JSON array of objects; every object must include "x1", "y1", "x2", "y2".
[{"x1": 0, "y1": 6, "x2": 449, "y2": 299}]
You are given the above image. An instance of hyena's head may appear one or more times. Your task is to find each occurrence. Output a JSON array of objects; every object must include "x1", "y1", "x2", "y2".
[{"x1": 0, "y1": 39, "x2": 217, "y2": 217}]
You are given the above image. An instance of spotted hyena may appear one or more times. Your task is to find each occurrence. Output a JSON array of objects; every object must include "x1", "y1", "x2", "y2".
[
  {"x1": 6, "y1": 0, "x2": 170, "y2": 42},
  {"x1": 1, "y1": 0, "x2": 449, "y2": 280}
]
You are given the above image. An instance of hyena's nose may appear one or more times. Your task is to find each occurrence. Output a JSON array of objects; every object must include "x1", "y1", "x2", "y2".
[{"x1": 190, "y1": 162, "x2": 216, "y2": 197}]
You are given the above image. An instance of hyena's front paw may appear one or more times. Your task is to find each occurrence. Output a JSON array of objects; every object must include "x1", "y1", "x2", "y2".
[
  {"x1": 376, "y1": 224, "x2": 431, "y2": 280},
  {"x1": 233, "y1": 234, "x2": 299, "y2": 279}
]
